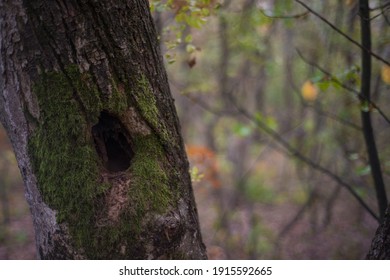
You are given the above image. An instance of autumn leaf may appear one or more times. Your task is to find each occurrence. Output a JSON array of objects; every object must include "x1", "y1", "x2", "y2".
[
  {"x1": 187, "y1": 56, "x2": 196, "y2": 68},
  {"x1": 186, "y1": 144, "x2": 221, "y2": 189},
  {"x1": 381, "y1": 65, "x2": 390, "y2": 85},
  {"x1": 301, "y1": 80, "x2": 318, "y2": 102}
]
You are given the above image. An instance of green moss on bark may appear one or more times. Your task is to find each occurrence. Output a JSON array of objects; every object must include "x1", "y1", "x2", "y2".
[
  {"x1": 135, "y1": 76, "x2": 159, "y2": 129},
  {"x1": 29, "y1": 66, "x2": 106, "y2": 252},
  {"x1": 130, "y1": 135, "x2": 172, "y2": 217},
  {"x1": 134, "y1": 75, "x2": 171, "y2": 143},
  {"x1": 29, "y1": 65, "x2": 175, "y2": 258}
]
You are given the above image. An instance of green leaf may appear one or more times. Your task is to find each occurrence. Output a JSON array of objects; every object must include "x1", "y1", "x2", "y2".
[
  {"x1": 184, "y1": 34, "x2": 193, "y2": 43},
  {"x1": 348, "y1": 153, "x2": 359, "y2": 161},
  {"x1": 265, "y1": 116, "x2": 278, "y2": 130},
  {"x1": 186, "y1": 43, "x2": 197, "y2": 54},
  {"x1": 233, "y1": 123, "x2": 252, "y2": 137},
  {"x1": 329, "y1": 79, "x2": 343, "y2": 90},
  {"x1": 201, "y1": 8, "x2": 210, "y2": 16},
  {"x1": 356, "y1": 165, "x2": 371, "y2": 176},
  {"x1": 255, "y1": 112, "x2": 278, "y2": 130},
  {"x1": 311, "y1": 73, "x2": 325, "y2": 83},
  {"x1": 317, "y1": 81, "x2": 331, "y2": 91},
  {"x1": 254, "y1": 112, "x2": 264, "y2": 123},
  {"x1": 190, "y1": 166, "x2": 204, "y2": 183}
]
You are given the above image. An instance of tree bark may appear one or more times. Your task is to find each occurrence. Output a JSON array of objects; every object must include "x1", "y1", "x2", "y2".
[
  {"x1": 359, "y1": 0, "x2": 388, "y2": 221},
  {"x1": 367, "y1": 205, "x2": 390, "y2": 259},
  {"x1": 0, "y1": 0, "x2": 206, "y2": 259}
]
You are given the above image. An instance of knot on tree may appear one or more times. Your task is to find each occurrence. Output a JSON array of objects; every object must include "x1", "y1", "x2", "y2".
[
  {"x1": 152, "y1": 212, "x2": 184, "y2": 249},
  {"x1": 92, "y1": 111, "x2": 134, "y2": 172}
]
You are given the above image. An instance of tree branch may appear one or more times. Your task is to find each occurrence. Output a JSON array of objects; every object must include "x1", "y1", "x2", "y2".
[
  {"x1": 226, "y1": 92, "x2": 380, "y2": 222},
  {"x1": 294, "y1": 0, "x2": 390, "y2": 67},
  {"x1": 296, "y1": 48, "x2": 390, "y2": 125},
  {"x1": 260, "y1": 9, "x2": 309, "y2": 19},
  {"x1": 359, "y1": 0, "x2": 388, "y2": 221}
]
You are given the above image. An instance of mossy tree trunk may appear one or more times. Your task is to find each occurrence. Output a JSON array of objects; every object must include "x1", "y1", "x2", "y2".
[{"x1": 0, "y1": 0, "x2": 207, "y2": 259}]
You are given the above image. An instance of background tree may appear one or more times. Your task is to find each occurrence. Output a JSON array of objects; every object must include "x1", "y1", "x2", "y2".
[
  {"x1": 0, "y1": 0, "x2": 206, "y2": 259},
  {"x1": 151, "y1": 0, "x2": 390, "y2": 259}
]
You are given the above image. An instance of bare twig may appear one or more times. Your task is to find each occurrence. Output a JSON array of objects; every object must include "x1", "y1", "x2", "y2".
[
  {"x1": 322, "y1": 184, "x2": 342, "y2": 229},
  {"x1": 294, "y1": 0, "x2": 390, "y2": 67},
  {"x1": 226, "y1": 91, "x2": 380, "y2": 222},
  {"x1": 370, "y1": 1, "x2": 390, "y2": 11},
  {"x1": 260, "y1": 9, "x2": 309, "y2": 19},
  {"x1": 277, "y1": 188, "x2": 316, "y2": 240},
  {"x1": 306, "y1": 103, "x2": 362, "y2": 131},
  {"x1": 182, "y1": 83, "x2": 378, "y2": 221}
]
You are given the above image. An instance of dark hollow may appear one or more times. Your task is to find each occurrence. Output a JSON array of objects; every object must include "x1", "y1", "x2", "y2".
[{"x1": 92, "y1": 111, "x2": 134, "y2": 172}]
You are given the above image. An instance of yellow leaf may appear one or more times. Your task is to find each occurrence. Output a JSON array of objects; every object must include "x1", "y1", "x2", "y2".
[
  {"x1": 345, "y1": 0, "x2": 356, "y2": 7},
  {"x1": 381, "y1": 65, "x2": 390, "y2": 85},
  {"x1": 301, "y1": 80, "x2": 318, "y2": 102}
]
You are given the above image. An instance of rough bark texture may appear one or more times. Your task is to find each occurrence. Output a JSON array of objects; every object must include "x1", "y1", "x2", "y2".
[
  {"x1": 0, "y1": 0, "x2": 207, "y2": 259},
  {"x1": 367, "y1": 206, "x2": 390, "y2": 259}
]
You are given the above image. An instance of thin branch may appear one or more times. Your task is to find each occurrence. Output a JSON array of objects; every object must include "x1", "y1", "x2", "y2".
[
  {"x1": 284, "y1": 52, "x2": 362, "y2": 131},
  {"x1": 185, "y1": 93, "x2": 233, "y2": 116},
  {"x1": 277, "y1": 188, "x2": 316, "y2": 240},
  {"x1": 260, "y1": 9, "x2": 309, "y2": 19},
  {"x1": 179, "y1": 86, "x2": 378, "y2": 221},
  {"x1": 294, "y1": 0, "x2": 390, "y2": 67},
  {"x1": 322, "y1": 184, "x2": 342, "y2": 229},
  {"x1": 296, "y1": 49, "x2": 390, "y2": 125},
  {"x1": 370, "y1": 1, "x2": 390, "y2": 11},
  {"x1": 369, "y1": 11, "x2": 387, "y2": 21},
  {"x1": 305, "y1": 103, "x2": 362, "y2": 131},
  {"x1": 226, "y1": 92, "x2": 380, "y2": 222},
  {"x1": 296, "y1": 50, "x2": 361, "y2": 95}
]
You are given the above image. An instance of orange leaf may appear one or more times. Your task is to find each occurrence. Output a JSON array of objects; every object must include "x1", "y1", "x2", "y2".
[
  {"x1": 301, "y1": 80, "x2": 318, "y2": 102},
  {"x1": 381, "y1": 65, "x2": 390, "y2": 85}
]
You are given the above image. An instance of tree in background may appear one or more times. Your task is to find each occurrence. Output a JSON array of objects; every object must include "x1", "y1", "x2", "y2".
[
  {"x1": 152, "y1": 0, "x2": 390, "y2": 259},
  {"x1": 0, "y1": 0, "x2": 206, "y2": 259}
]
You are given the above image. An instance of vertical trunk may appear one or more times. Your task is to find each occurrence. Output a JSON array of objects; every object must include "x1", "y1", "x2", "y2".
[
  {"x1": 0, "y1": 0, "x2": 206, "y2": 259},
  {"x1": 359, "y1": 0, "x2": 388, "y2": 221}
]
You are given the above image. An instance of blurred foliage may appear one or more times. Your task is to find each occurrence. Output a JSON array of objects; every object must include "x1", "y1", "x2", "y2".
[{"x1": 152, "y1": 0, "x2": 390, "y2": 259}]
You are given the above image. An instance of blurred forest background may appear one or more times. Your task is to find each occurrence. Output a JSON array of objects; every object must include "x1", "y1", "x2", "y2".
[{"x1": 1, "y1": 0, "x2": 390, "y2": 259}]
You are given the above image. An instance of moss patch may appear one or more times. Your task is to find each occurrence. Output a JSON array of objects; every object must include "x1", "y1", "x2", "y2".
[
  {"x1": 92, "y1": 134, "x2": 174, "y2": 258},
  {"x1": 29, "y1": 66, "x2": 106, "y2": 252},
  {"x1": 134, "y1": 76, "x2": 159, "y2": 129},
  {"x1": 134, "y1": 75, "x2": 171, "y2": 143},
  {"x1": 29, "y1": 65, "x2": 175, "y2": 258},
  {"x1": 130, "y1": 135, "x2": 172, "y2": 219}
]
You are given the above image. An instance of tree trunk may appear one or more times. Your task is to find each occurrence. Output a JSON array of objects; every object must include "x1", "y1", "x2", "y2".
[
  {"x1": 367, "y1": 205, "x2": 390, "y2": 259},
  {"x1": 0, "y1": 0, "x2": 207, "y2": 259}
]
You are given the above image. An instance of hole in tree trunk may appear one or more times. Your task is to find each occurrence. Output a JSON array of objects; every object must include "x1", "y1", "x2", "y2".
[{"x1": 92, "y1": 111, "x2": 134, "y2": 172}]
